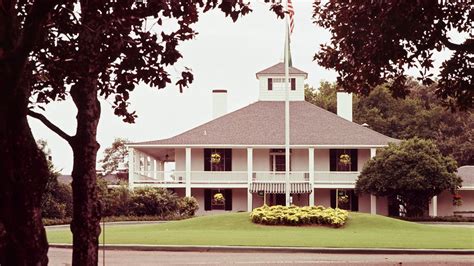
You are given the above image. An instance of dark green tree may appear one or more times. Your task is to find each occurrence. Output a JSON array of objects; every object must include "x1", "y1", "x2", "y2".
[
  {"x1": 23, "y1": 1, "x2": 285, "y2": 264},
  {"x1": 313, "y1": 0, "x2": 473, "y2": 110},
  {"x1": 305, "y1": 81, "x2": 474, "y2": 166},
  {"x1": 356, "y1": 138, "x2": 461, "y2": 217}
]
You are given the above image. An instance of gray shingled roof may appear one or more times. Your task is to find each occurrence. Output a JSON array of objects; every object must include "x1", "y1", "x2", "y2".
[
  {"x1": 256, "y1": 62, "x2": 308, "y2": 77},
  {"x1": 131, "y1": 101, "x2": 398, "y2": 146},
  {"x1": 459, "y1": 166, "x2": 474, "y2": 187}
]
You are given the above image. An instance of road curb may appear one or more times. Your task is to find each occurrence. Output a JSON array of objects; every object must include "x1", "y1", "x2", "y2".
[{"x1": 49, "y1": 244, "x2": 474, "y2": 255}]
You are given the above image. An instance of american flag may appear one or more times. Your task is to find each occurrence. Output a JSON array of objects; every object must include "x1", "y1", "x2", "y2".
[{"x1": 288, "y1": 0, "x2": 295, "y2": 34}]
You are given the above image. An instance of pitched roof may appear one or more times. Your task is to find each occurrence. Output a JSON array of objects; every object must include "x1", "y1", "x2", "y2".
[
  {"x1": 256, "y1": 62, "x2": 308, "y2": 77},
  {"x1": 130, "y1": 101, "x2": 398, "y2": 146},
  {"x1": 458, "y1": 166, "x2": 474, "y2": 187}
]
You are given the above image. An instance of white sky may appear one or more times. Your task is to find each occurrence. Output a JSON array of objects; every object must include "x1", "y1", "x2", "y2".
[{"x1": 28, "y1": 0, "x2": 454, "y2": 173}]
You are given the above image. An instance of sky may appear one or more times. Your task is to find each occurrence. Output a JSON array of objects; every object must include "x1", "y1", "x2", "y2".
[{"x1": 28, "y1": 0, "x2": 454, "y2": 174}]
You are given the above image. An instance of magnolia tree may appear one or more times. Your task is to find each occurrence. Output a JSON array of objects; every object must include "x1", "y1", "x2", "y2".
[{"x1": 356, "y1": 138, "x2": 462, "y2": 217}]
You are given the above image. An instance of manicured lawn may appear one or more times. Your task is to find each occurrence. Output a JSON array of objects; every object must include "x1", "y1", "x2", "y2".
[{"x1": 47, "y1": 212, "x2": 474, "y2": 249}]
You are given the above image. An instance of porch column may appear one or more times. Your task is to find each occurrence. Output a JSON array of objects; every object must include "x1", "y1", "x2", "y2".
[
  {"x1": 431, "y1": 196, "x2": 438, "y2": 217},
  {"x1": 370, "y1": 195, "x2": 377, "y2": 215},
  {"x1": 370, "y1": 148, "x2": 377, "y2": 214},
  {"x1": 128, "y1": 147, "x2": 135, "y2": 189},
  {"x1": 185, "y1": 147, "x2": 191, "y2": 197},
  {"x1": 308, "y1": 147, "x2": 315, "y2": 206},
  {"x1": 247, "y1": 148, "x2": 253, "y2": 212},
  {"x1": 151, "y1": 158, "x2": 156, "y2": 179},
  {"x1": 144, "y1": 155, "x2": 149, "y2": 177}
]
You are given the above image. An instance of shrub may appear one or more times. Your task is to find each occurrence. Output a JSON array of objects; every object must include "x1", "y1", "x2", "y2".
[
  {"x1": 130, "y1": 187, "x2": 179, "y2": 216},
  {"x1": 250, "y1": 205, "x2": 349, "y2": 228},
  {"x1": 42, "y1": 182, "x2": 73, "y2": 219},
  {"x1": 178, "y1": 197, "x2": 199, "y2": 217},
  {"x1": 101, "y1": 185, "x2": 133, "y2": 217}
]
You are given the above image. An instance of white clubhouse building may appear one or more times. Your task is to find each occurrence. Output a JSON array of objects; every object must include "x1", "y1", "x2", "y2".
[
  {"x1": 127, "y1": 63, "x2": 396, "y2": 215},
  {"x1": 127, "y1": 62, "x2": 473, "y2": 216}
]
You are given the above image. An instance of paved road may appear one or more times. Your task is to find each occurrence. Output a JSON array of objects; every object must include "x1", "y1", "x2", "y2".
[{"x1": 49, "y1": 248, "x2": 474, "y2": 266}]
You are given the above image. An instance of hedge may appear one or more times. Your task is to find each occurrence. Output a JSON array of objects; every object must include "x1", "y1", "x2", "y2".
[{"x1": 250, "y1": 205, "x2": 349, "y2": 227}]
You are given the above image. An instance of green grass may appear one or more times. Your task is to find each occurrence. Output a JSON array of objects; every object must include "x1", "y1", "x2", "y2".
[{"x1": 47, "y1": 212, "x2": 474, "y2": 249}]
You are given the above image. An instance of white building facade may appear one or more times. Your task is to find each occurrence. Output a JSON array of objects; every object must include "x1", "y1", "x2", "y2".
[{"x1": 127, "y1": 63, "x2": 397, "y2": 215}]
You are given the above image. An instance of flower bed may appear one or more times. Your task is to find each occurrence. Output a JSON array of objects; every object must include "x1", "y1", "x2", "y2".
[{"x1": 250, "y1": 205, "x2": 349, "y2": 227}]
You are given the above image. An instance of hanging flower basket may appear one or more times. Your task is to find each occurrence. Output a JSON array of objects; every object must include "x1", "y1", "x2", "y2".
[
  {"x1": 213, "y1": 193, "x2": 225, "y2": 204},
  {"x1": 210, "y1": 153, "x2": 221, "y2": 164},
  {"x1": 452, "y1": 194, "x2": 463, "y2": 207},
  {"x1": 339, "y1": 154, "x2": 351, "y2": 165},
  {"x1": 338, "y1": 194, "x2": 349, "y2": 204}
]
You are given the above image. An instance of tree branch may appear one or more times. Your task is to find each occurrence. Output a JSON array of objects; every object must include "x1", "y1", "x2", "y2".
[
  {"x1": 12, "y1": 0, "x2": 58, "y2": 60},
  {"x1": 28, "y1": 110, "x2": 73, "y2": 143},
  {"x1": 440, "y1": 35, "x2": 474, "y2": 53}
]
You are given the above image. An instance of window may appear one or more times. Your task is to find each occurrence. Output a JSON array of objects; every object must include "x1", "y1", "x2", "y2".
[
  {"x1": 268, "y1": 78, "x2": 295, "y2": 91},
  {"x1": 330, "y1": 189, "x2": 359, "y2": 211},
  {"x1": 204, "y1": 189, "x2": 232, "y2": 211},
  {"x1": 269, "y1": 149, "x2": 291, "y2": 172},
  {"x1": 329, "y1": 149, "x2": 358, "y2": 171},
  {"x1": 204, "y1": 149, "x2": 232, "y2": 171}
]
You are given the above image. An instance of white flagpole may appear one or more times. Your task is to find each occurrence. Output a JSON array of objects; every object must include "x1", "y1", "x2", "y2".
[{"x1": 284, "y1": 11, "x2": 291, "y2": 207}]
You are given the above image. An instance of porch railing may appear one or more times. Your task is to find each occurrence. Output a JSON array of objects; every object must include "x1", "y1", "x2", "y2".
[
  {"x1": 132, "y1": 171, "x2": 186, "y2": 184},
  {"x1": 314, "y1": 171, "x2": 360, "y2": 184},
  {"x1": 190, "y1": 171, "x2": 248, "y2": 184},
  {"x1": 253, "y1": 171, "x2": 309, "y2": 182}
]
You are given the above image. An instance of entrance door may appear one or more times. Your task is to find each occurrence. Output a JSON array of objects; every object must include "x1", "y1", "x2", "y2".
[{"x1": 275, "y1": 194, "x2": 286, "y2": 206}]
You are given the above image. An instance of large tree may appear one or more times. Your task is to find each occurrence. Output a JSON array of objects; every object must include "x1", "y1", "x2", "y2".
[
  {"x1": 0, "y1": 1, "x2": 60, "y2": 264},
  {"x1": 24, "y1": 1, "x2": 284, "y2": 264},
  {"x1": 305, "y1": 81, "x2": 474, "y2": 166},
  {"x1": 356, "y1": 138, "x2": 461, "y2": 217},
  {"x1": 313, "y1": 0, "x2": 473, "y2": 110}
]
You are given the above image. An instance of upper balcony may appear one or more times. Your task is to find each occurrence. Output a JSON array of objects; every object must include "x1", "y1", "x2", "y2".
[{"x1": 131, "y1": 170, "x2": 360, "y2": 187}]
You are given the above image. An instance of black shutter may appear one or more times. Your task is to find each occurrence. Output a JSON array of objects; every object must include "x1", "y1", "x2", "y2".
[
  {"x1": 224, "y1": 189, "x2": 232, "y2": 211},
  {"x1": 351, "y1": 190, "x2": 359, "y2": 211},
  {"x1": 329, "y1": 149, "x2": 337, "y2": 171},
  {"x1": 204, "y1": 189, "x2": 211, "y2": 211},
  {"x1": 268, "y1": 78, "x2": 273, "y2": 90},
  {"x1": 330, "y1": 189, "x2": 336, "y2": 208},
  {"x1": 291, "y1": 78, "x2": 296, "y2": 90},
  {"x1": 204, "y1": 149, "x2": 211, "y2": 171},
  {"x1": 351, "y1": 149, "x2": 358, "y2": 171},
  {"x1": 225, "y1": 149, "x2": 232, "y2": 171}
]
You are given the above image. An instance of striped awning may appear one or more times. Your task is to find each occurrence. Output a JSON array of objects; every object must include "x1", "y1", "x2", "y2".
[{"x1": 249, "y1": 182, "x2": 312, "y2": 194}]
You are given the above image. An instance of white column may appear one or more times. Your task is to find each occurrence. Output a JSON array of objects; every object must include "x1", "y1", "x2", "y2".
[
  {"x1": 432, "y1": 196, "x2": 438, "y2": 217},
  {"x1": 185, "y1": 148, "x2": 191, "y2": 197},
  {"x1": 247, "y1": 148, "x2": 253, "y2": 212},
  {"x1": 151, "y1": 158, "x2": 156, "y2": 179},
  {"x1": 370, "y1": 148, "x2": 377, "y2": 158},
  {"x1": 370, "y1": 195, "x2": 377, "y2": 215},
  {"x1": 128, "y1": 147, "x2": 135, "y2": 189},
  {"x1": 143, "y1": 154, "x2": 150, "y2": 177},
  {"x1": 370, "y1": 148, "x2": 377, "y2": 214},
  {"x1": 308, "y1": 147, "x2": 315, "y2": 206}
]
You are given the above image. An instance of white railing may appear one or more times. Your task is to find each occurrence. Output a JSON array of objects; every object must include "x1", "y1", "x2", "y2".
[
  {"x1": 253, "y1": 171, "x2": 309, "y2": 182},
  {"x1": 190, "y1": 171, "x2": 248, "y2": 184},
  {"x1": 132, "y1": 171, "x2": 186, "y2": 184},
  {"x1": 314, "y1": 171, "x2": 360, "y2": 184}
]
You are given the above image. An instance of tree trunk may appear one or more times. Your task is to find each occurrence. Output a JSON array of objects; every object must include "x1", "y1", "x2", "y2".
[
  {"x1": 70, "y1": 79, "x2": 102, "y2": 265},
  {"x1": 0, "y1": 70, "x2": 50, "y2": 265}
]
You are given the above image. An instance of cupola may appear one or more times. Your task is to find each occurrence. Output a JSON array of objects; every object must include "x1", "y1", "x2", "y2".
[{"x1": 255, "y1": 62, "x2": 308, "y2": 101}]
